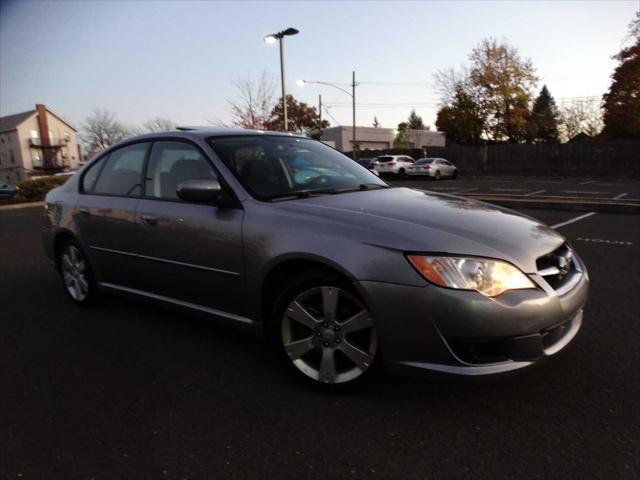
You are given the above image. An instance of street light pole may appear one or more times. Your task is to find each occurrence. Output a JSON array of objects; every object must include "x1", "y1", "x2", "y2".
[
  {"x1": 352, "y1": 71, "x2": 356, "y2": 160},
  {"x1": 279, "y1": 38, "x2": 287, "y2": 130},
  {"x1": 264, "y1": 27, "x2": 299, "y2": 132},
  {"x1": 318, "y1": 94, "x2": 322, "y2": 136}
]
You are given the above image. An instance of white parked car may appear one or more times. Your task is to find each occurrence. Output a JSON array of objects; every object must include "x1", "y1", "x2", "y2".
[
  {"x1": 406, "y1": 158, "x2": 458, "y2": 180},
  {"x1": 372, "y1": 155, "x2": 415, "y2": 176}
]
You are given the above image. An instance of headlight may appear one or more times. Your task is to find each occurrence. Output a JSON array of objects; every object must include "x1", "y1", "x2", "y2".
[{"x1": 407, "y1": 255, "x2": 535, "y2": 297}]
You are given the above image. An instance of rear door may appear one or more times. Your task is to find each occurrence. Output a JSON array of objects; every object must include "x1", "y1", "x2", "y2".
[
  {"x1": 134, "y1": 140, "x2": 245, "y2": 315},
  {"x1": 75, "y1": 142, "x2": 150, "y2": 287}
]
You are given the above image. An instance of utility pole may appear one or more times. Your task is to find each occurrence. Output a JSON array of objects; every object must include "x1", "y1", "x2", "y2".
[{"x1": 352, "y1": 71, "x2": 356, "y2": 160}]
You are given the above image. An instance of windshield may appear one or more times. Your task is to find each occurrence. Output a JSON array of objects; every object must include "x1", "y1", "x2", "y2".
[
  {"x1": 415, "y1": 159, "x2": 434, "y2": 165},
  {"x1": 208, "y1": 136, "x2": 387, "y2": 200}
]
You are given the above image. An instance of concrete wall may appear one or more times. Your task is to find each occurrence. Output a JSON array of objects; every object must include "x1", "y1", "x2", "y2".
[{"x1": 321, "y1": 126, "x2": 446, "y2": 152}]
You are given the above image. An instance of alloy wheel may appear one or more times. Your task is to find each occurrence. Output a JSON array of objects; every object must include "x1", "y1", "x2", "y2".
[
  {"x1": 281, "y1": 286, "x2": 377, "y2": 384},
  {"x1": 61, "y1": 245, "x2": 89, "y2": 302}
]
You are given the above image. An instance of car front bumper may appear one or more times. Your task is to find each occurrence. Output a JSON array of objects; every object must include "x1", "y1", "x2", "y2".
[{"x1": 354, "y1": 256, "x2": 588, "y2": 377}]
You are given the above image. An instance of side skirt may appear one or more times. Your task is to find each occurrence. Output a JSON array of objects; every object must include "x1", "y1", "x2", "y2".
[{"x1": 97, "y1": 282, "x2": 263, "y2": 336}]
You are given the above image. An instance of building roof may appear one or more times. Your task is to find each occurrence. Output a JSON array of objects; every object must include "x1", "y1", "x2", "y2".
[{"x1": 0, "y1": 110, "x2": 36, "y2": 133}]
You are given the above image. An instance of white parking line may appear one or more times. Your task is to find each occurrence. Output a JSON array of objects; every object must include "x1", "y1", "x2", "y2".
[
  {"x1": 453, "y1": 187, "x2": 478, "y2": 194},
  {"x1": 492, "y1": 188, "x2": 529, "y2": 192},
  {"x1": 579, "y1": 180, "x2": 597, "y2": 185},
  {"x1": 561, "y1": 190, "x2": 609, "y2": 195},
  {"x1": 550, "y1": 212, "x2": 597, "y2": 229},
  {"x1": 523, "y1": 189, "x2": 546, "y2": 197},
  {"x1": 613, "y1": 193, "x2": 628, "y2": 200}
]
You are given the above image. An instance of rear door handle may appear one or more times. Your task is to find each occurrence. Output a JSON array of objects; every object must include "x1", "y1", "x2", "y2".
[
  {"x1": 141, "y1": 215, "x2": 157, "y2": 226},
  {"x1": 78, "y1": 207, "x2": 90, "y2": 217}
]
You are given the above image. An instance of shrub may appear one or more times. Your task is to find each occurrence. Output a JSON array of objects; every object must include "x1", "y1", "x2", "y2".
[{"x1": 14, "y1": 175, "x2": 71, "y2": 202}]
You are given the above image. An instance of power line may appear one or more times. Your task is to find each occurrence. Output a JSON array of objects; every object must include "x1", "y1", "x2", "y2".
[{"x1": 322, "y1": 105, "x2": 341, "y2": 126}]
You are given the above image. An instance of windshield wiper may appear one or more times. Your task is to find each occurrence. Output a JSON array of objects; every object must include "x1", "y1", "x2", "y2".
[{"x1": 269, "y1": 183, "x2": 389, "y2": 202}]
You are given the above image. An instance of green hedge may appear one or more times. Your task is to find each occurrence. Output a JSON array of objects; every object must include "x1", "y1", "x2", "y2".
[{"x1": 11, "y1": 176, "x2": 71, "y2": 203}]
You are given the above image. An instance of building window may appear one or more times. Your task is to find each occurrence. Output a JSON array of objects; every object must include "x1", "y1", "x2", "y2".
[{"x1": 10, "y1": 150, "x2": 15, "y2": 164}]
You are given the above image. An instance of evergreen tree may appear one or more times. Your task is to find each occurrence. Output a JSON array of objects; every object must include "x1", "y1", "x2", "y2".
[
  {"x1": 529, "y1": 85, "x2": 560, "y2": 142},
  {"x1": 602, "y1": 28, "x2": 640, "y2": 138},
  {"x1": 407, "y1": 109, "x2": 425, "y2": 129}
]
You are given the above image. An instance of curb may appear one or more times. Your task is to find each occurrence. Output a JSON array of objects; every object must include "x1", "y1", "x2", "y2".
[{"x1": 0, "y1": 201, "x2": 44, "y2": 211}]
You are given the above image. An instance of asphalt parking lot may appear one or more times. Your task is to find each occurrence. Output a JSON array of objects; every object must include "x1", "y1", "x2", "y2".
[
  {"x1": 1, "y1": 204, "x2": 639, "y2": 479},
  {"x1": 391, "y1": 175, "x2": 640, "y2": 201}
]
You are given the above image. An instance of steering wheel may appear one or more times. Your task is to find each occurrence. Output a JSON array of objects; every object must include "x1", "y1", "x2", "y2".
[{"x1": 307, "y1": 175, "x2": 332, "y2": 187}]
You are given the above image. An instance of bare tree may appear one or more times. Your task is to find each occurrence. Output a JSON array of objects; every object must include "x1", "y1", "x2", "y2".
[
  {"x1": 80, "y1": 109, "x2": 130, "y2": 151},
  {"x1": 560, "y1": 99, "x2": 604, "y2": 141},
  {"x1": 212, "y1": 71, "x2": 276, "y2": 129},
  {"x1": 143, "y1": 117, "x2": 176, "y2": 132}
]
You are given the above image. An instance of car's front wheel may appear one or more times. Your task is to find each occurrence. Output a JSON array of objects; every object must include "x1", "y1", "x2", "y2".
[
  {"x1": 271, "y1": 271, "x2": 379, "y2": 389},
  {"x1": 58, "y1": 239, "x2": 97, "y2": 306}
]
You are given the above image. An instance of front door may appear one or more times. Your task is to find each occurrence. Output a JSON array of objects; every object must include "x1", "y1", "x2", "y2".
[
  {"x1": 74, "y1": 142, "x2": 149, "y2": 287},
  {"x1": 134, "y1": 140, "x2": 245, "y2": 315}
]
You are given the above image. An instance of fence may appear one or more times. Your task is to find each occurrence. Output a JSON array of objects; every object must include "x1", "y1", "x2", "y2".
[{"x1": 349, "y1": 139, "x2": 640, "y2": 174}]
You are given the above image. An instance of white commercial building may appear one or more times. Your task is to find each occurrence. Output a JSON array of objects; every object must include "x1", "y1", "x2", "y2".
[{"x1": 320, "y1": 126, "x2": 446, "y2": 152}]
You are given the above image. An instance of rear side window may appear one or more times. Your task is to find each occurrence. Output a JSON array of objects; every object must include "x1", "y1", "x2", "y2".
[
  {"x1": 144, "y1": 141, "x2": 216, "y2": 200},
  {"x1": 93, "y1": 143, "x2": 148, "y2": 196},
  {"x1": 81, "y1": 157, "x2": 106, "y2": 192},
  {"x1": 377, "y1": 156, "x2": 394, "y2": 163}
]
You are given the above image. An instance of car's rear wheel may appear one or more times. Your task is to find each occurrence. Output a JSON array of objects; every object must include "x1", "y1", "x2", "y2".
[
  {"x1": 59, "y1": 239, "x2": 97, "y2": 305},
  {"x1": 398, "y1": 168, "x2": 406, "y2": 178},
  {"x1": 272, "y1": 272, "x2": 379, "y2": 389},
  {"x1": 452, "y1": 170, "x2": 458, "y2": 179},
  {"x1": 435, "y1": 170, "x2": 441, "y2": 180}
]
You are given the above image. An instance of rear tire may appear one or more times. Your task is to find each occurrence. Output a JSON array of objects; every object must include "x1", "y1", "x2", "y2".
[
  {"x1": 452, "y1": 170, "x2": 458, "y2": 179},
  {"x1": 398, "y1": 168, "x2": 406, "y2": 178},
  {"x1": 58, "y1": 239, "x2": 98, "y2": 306},
  {"x1": 270, "y1": 271, "x2": 379, "y2": 391},
  {"x1": 435, "y1": 170, "x2": 441, "y2": 180}
]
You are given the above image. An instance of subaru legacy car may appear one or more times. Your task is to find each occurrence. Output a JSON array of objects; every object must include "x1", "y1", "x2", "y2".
[{"x1": 42, "y1": 129, "x2": 588, "y2": 389}]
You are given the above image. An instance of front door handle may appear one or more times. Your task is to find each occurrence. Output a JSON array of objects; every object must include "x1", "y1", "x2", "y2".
[{"x1": 141, "y1": 214, "x2": 157, "y2": 226}]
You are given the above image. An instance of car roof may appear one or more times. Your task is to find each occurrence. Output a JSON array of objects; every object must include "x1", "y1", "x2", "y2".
[{"x1": 127, "y1": 127, "x2": 308, "y2": 141}]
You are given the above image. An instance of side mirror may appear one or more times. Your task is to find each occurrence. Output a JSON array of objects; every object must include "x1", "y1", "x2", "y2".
[{"x1": 176, "y1": 179, "x2": 222, "y2": 203}]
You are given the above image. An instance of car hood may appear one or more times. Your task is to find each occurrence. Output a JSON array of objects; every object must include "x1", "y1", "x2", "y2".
[{"x1": 273, "y1": 187, "x2": 564, "y2": 273}]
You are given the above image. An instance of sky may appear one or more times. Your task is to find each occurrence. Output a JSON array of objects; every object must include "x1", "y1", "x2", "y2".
[{"x1": 0, "y1": 0, "x2": 638, "y2": 131}]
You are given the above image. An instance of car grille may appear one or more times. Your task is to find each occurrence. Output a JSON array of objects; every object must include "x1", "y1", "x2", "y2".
[{"x1": 536, "y1": 243, "x2": 577, "y2": 291}]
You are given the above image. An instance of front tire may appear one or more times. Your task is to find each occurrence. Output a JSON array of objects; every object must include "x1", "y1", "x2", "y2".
[
  {"x1": 271, "y1": 271, "x2": 379, "y2": 390},
  {"x1": 58, "y1": 239, "x2": 97, "y2": 306}
]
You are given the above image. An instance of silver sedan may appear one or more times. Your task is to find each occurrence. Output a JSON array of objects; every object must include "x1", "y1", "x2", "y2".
[
  {"x1": 407, "y1": 158, "x2": 458, "y2": 179},
  {"x1": 42, "y1": 129, "x2": 587, "y2": 390}
]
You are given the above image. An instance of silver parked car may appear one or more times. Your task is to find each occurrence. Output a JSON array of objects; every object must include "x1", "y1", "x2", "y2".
[
  {"x1": 42, "y1": 129, "x2": 588, "y2": 389},
  {"x1": 407, "y1": 158, "x2": 457, "y2": 179}
]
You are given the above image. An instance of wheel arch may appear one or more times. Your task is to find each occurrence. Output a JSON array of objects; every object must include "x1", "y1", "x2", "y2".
[
  {"x1": 259, "y1": 254, "x2": 360, "y2": 332},
  {"x1": 52, "y1": 229, "x2": 87, "y2": 271}
]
